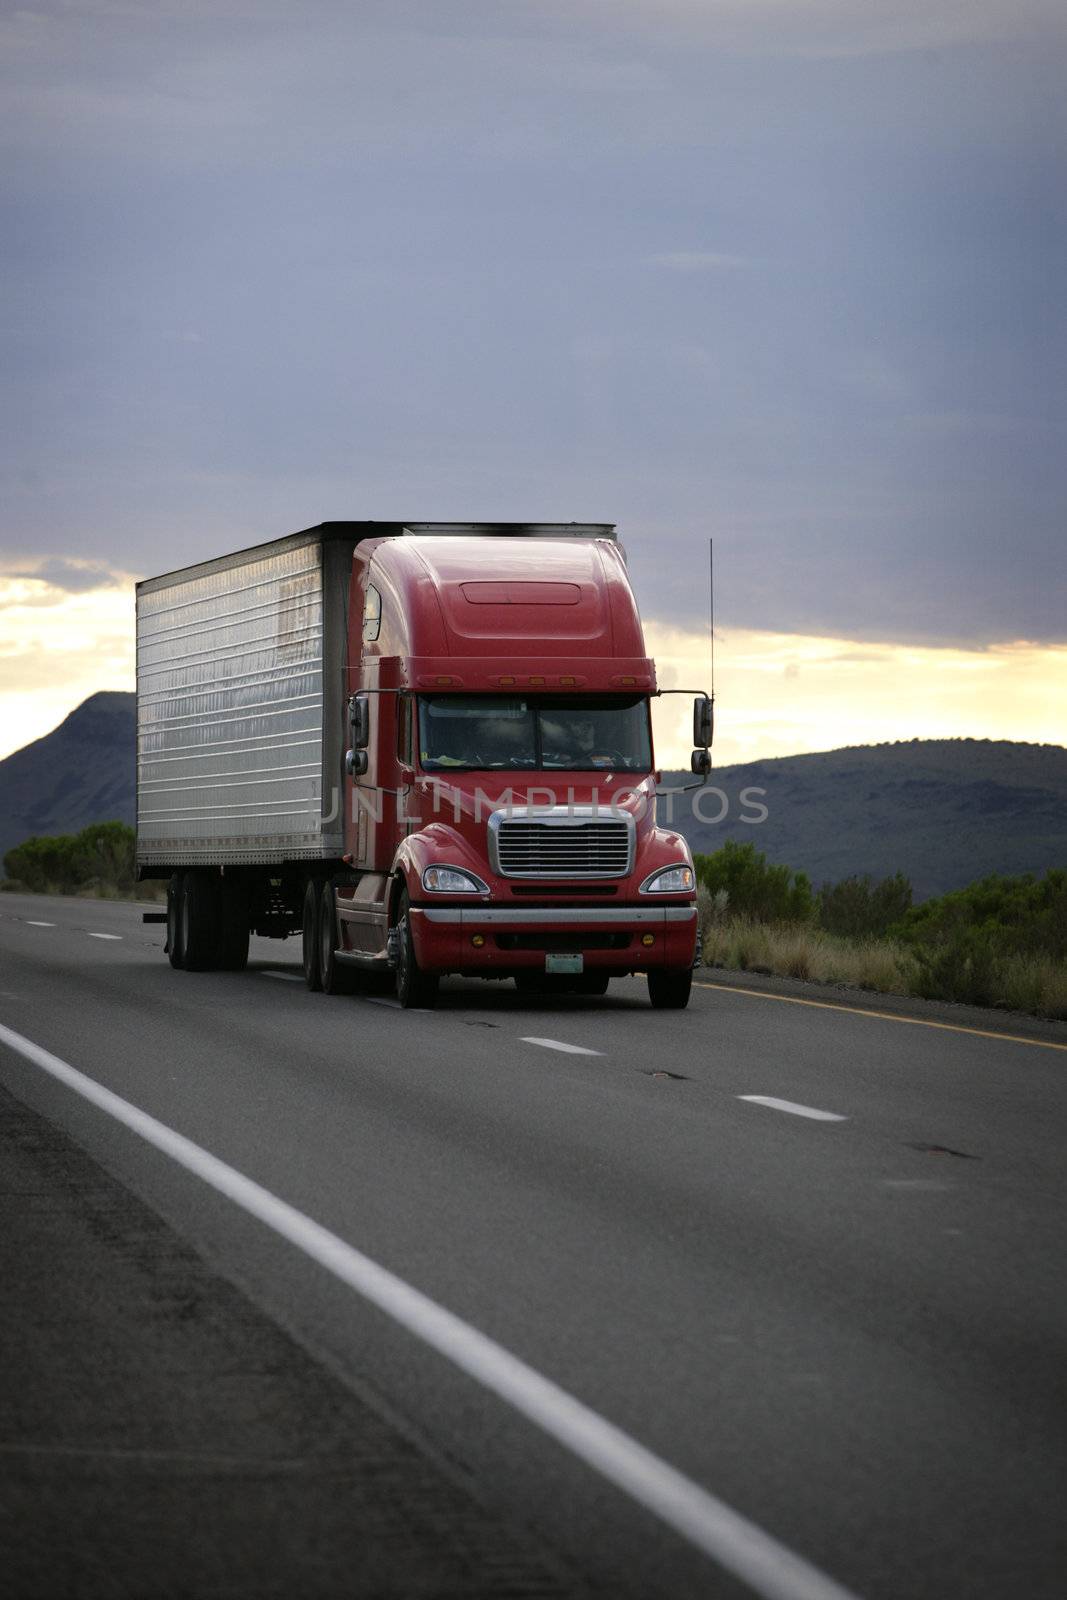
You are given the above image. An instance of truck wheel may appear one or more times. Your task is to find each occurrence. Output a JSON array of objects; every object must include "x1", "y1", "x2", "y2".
[
  {"x1": 166, "y1": 874, "x2": 185, "y2": 969},
  {"x1": 318, "y1": 882, "x2": 357, "y2": 995},
  {"x1": 647, "y1": 968, "x2": 693, "y2": 1009},
  {"x1": 217, "y1": 877, "x2": 249, "y2": 972},
  {"x1": 181, "y1": 871, "x2": 221, "y2": 971},
  {"x1": 302, "y1": 879, "x2": 323, "y2": 991},
  {"x1": 395, "y1": 891, "x2": 438, "y2": 1009}
]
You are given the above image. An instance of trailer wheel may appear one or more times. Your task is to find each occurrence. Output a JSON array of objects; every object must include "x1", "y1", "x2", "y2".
[
  {"x1": 395, "y1": 891, "x2": 438, "y2": 1010},
  {"x1": 166, "y1": 874, "x2": 185, "y2": 969},
  {"x1": 302, "y1": 878, "x2": 323, "y2": 991},
  {"x1": 647, "y1": 968, "x2": 692, "y2": 1009},
  {"x1": 318, "y1": 881, "x2": 357, "y2": 995},
  {"x1": 217, "y1": 877, "x2": 249, "y2": 972},
  {"x1": 181, "y1": 871, "x2": 220, "y2": 972}
]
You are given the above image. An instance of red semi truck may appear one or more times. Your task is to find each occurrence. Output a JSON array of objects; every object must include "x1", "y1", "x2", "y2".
[{"x1": 136, "y1": 522, "x2": 710, "y2": 1008}]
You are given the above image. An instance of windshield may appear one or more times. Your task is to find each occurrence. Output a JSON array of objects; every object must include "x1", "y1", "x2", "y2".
[{"x1": 418, "y1": 694, "x2": 652, "y2": 772}]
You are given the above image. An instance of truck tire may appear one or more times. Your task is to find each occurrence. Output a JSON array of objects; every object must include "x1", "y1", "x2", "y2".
[
  {"x1": 647, "y1": 968, "x2": 693, "y2": 1009},
  {"x1": 395, "y1": 891, "x2": 438, "y2": 1009},
  {"x1": 181, "y1": 871, "x2": 221, "y2": 972},
  {"x1": 318, "y1": 881, "x2": 357, "y2": 995},
  {"x1": 216, "y1": 877, "x2": 249, "y2": 971},
  {"x1": 166, "y1": 874, "x2": 185, "y2": 969},
  {"x1": 302, "y1": 878, "x2": 323, "y2": 991}
]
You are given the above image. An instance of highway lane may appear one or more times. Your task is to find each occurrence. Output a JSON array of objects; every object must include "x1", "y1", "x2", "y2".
[{"x1": 1, "y1": 892, "x2": 1065, "y2": 1600}]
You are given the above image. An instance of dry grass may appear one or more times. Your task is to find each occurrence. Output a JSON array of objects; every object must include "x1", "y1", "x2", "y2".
[
  {"x1": 700, "y1": 914, "x2": 916, "y2": 994},
  {"x1": 697, "y1": 903, "x2": 1067, "y2": 1020}
]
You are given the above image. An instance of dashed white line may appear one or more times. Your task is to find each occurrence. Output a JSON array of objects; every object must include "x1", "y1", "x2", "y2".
[
  {"x1": 521, "y1": 1037, "x2": 603, "y2": 1056},
  {"x1": 0, "y1": 1019, "x2": 861, "y2": 1600},
  {"x1": 262, "y1": 971, "x2": 303, "y2": 982},
  {"x1": 26, "y1": 921, "x2": 56, "y2": 927},
  {"x1": 738, "y1": 1096, "x2": 847, "y2": 1123},
  {"x1": 87, "y1": 933, "x2": 123, "y2": 941}
]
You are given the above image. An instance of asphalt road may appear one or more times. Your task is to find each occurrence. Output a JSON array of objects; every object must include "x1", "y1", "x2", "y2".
[{"x1": 1, "y1": 891, "x2": 1065, "y2": 1600}]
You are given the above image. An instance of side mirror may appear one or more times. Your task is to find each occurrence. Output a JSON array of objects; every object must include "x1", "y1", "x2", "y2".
[
  {"x1": 691, "y1": 748, "x2": 712, "y2": 777},
  {"x1": 346, "y1": 748, "x2": 369, "y2": 777},
  {"x1": 349, "y1": 693, "x2": 370, "y2": 749},
  {"x1": 693, "y1": 696, "x2": 714, "y2": 749}
]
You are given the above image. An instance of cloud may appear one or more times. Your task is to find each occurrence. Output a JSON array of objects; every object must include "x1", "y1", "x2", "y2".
[
  {"x1": 648, "y1": 251, "x2": 750, "y2": 271},
  {"x1": 573, "y1": 1, "x2": 1064, "y2": 58},
  {"x1": 0, "y1": 559, "x2": 130, "y2": 595}
]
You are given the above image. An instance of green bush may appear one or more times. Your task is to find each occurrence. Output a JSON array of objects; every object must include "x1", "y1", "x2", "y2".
[
  {"x1": 894, "y1": 868, "x2": 1067, "y2": 962},
  {"x1": 817, "y1": 872, "x2": 912, "y2": 939},
  {"x1": 3, "y1": 822, "x2": 136, "y2": 896},
  {"x1": 910, "y1": 927, "x2": 1001, "y2": 1007},
  {"x1": 694, "y1": 840, "x2": 814, "y2": 924}
]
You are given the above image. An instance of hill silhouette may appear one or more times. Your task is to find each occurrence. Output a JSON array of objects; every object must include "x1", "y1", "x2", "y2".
[
  {"x1": 0, "y1": 693, "x2": 136, "y2": 866},
  {"x1": 661, "y1": 739, "x2": 1067, "y2": 898}
]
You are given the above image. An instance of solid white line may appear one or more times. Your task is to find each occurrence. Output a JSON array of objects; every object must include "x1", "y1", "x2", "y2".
[
  {"x1": 739, "y1": 1096, "x2": 847, "y2": 1123},
  {"x1": 0, "y1": 1023, "x2": 858, "y2": 1600},
  {"x1": 521, "y1": 1037, "x2": 603, "y2": 1056},
  {"x1": 87, "y1": 932, "x2": 123, "y2": 941},
  {"x1": 26, "y1": 921, "x2": 56, "y2": 927},
  {"x1": 261, "y1": 971, "x2": 303, "y2": 982}
]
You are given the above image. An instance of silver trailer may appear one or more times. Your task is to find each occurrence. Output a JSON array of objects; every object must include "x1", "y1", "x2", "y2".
[{"x1": 136, "y1": 526, "x2": 355, "y2": 870}]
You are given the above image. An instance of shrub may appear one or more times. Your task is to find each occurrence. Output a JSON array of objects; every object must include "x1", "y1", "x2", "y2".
[
  {"x1": 694, "y1": 840, "x2": 814, "y2": 924},
  {"x1": 818, "y1": 872, "x2": 912, "y2": 939},
  {"x1": 3, "y1": 822, "x2": 136, "y2": 897},
  {"x1": 895, "y1": 869, "x2": 1067, "y2": 962}
]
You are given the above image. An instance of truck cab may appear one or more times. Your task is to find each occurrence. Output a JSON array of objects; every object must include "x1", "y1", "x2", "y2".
[{"x1": 319, "y1": 528, "x2": 699, "y2": 1007}]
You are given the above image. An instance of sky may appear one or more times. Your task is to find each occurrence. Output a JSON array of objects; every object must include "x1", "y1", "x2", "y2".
[{"x1": 1, "y1": 0, "x2": 1064, "y2": 765}]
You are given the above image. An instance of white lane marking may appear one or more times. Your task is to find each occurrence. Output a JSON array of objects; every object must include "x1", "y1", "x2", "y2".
[
  {"x1": 87, "y1": 932, "x2": 123, "y2": 941},
  {"x1": 738, "y1": 1096, "x2": 847, "y2": 1123},
  {"x1": 362, "y1": 996, "x2": 401, "y2": 1009},
  {"x1": 521, "y1": 1037, "x2": 603, "y2": 1056},
  {"x1": 26, "y1": 921, "x2": 56, "y2": 927},
  {"x1": 262, "y1": 971, "x2": 303, "y2": 982},
  {"x1": 0, "y1": 1021, "x2": 858, "y2": 1600}
]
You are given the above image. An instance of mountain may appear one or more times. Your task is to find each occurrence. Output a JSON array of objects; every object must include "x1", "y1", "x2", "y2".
[
  {"x1": 0, "y1": 692, "x2": 136, "y2": 867},
  {"x1": 1, "y1": 697, "x2": 1063, "y2": 899},
  {"x1": 661, "y1": 739, "x2": 1067, "y2": 898}
]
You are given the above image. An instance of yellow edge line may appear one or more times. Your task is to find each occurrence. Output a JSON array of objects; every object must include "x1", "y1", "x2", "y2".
[{"x1": 693, "y1": 980, "x2": 1067, "y2": 1052}]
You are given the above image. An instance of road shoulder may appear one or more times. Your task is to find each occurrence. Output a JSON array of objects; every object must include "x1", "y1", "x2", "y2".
[
  {"x1": 696, "y1": 965, "x2": 1067, "y2": 1047},
  {"x1": 0, "y1": 1085, "x2": 579, "y2": 1599}
]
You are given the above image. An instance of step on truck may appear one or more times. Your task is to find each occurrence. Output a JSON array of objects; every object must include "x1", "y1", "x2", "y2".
[{"x1": 136, "y1": 522, "x2": 711, "y2": 1008}]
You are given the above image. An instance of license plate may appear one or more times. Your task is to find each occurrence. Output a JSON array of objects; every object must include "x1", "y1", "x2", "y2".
[{"x1": 545, "y1": 953, "x2": 584, "y2": 974}]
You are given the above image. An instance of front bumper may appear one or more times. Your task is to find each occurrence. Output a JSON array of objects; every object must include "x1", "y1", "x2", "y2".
[{"x1": 409, "y1": 903, "x2": 697, "y2": 976}]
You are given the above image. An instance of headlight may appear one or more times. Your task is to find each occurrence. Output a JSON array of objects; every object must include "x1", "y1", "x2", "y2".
[
  {"x1": 421, "y1": 865, "x2": 489, "y2": 894},
  {"x1": 640, "y1": 864, "x2": 695, "y2": 894}
]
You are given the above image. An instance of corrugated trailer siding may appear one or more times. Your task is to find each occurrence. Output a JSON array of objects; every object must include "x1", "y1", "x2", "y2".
[{"x1": 136, "y1": 539, "x2": 333, "y2": 865}]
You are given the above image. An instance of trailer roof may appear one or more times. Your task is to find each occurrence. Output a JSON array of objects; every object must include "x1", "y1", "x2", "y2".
[{"x1": 137, "y1": 521, "x2": 617, "y2": 594}]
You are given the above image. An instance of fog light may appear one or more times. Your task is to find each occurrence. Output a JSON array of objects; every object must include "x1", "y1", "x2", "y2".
[
  {"x1": 641, "y1": 933, "x2": 655, "y2": 946},
  {"x1": 471, "y1": 934, "x2": 485, "y2": 947}
]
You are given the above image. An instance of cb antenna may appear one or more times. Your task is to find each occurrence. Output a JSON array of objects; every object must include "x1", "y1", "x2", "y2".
[{"x1": 709, "y1": 536, "x2": 715, "y2": 703}]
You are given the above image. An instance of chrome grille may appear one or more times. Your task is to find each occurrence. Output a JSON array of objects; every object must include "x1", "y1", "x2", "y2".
[{"x1": 490, "y1": 812, "x2": 633, "y2": 879}]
